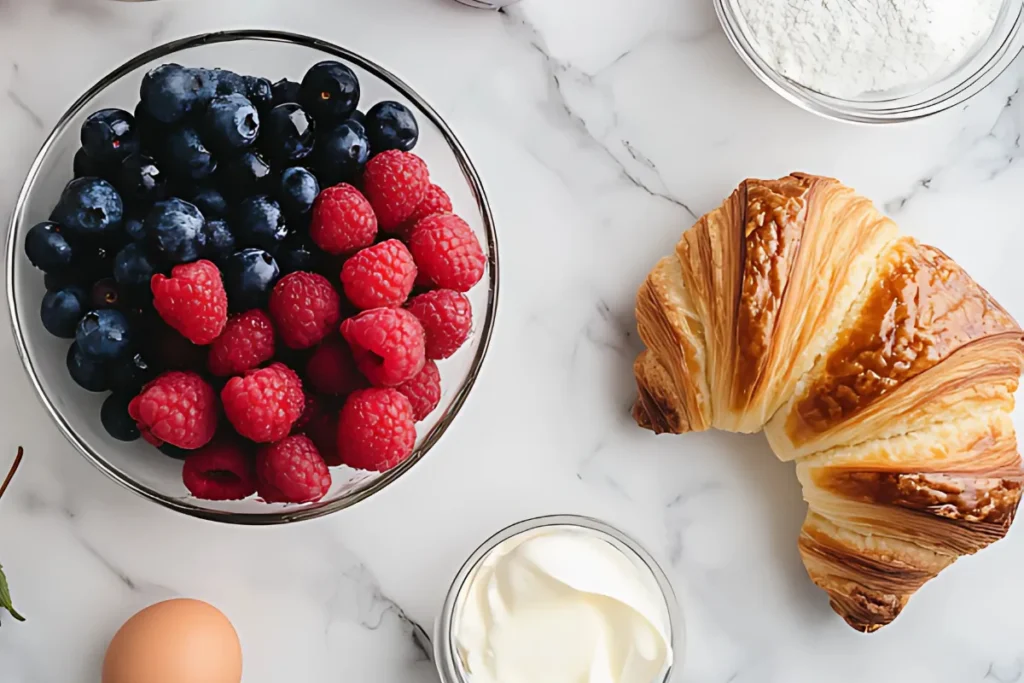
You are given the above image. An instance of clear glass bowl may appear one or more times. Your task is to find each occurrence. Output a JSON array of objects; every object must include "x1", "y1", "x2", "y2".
[
  {"x1": 4, "y1": 30, "x2": 499, "y2": 524},
  {"x1": 434, "y1": 515, "x2": 684, "y2": 683},
  {"x1": 714, "y1": 0, "x2": 1024, "y2": 123}
]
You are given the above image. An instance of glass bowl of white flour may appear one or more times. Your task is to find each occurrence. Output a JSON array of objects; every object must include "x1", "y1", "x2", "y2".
[{"x1": 715, "y1": 0, "x2": 1024, "y2": 123}]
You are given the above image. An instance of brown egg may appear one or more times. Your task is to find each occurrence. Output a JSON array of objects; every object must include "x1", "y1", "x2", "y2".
[{"x1": 102, "y1": 598, "x2": 242, "y2": 683}]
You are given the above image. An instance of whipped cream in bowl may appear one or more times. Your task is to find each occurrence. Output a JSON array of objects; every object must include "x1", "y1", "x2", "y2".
[{"x1": 435, "y1": 516, "x2": 682, "y2": 683}]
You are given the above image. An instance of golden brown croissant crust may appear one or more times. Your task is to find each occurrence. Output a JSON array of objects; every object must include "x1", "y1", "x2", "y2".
[{"x1": 633, "y1": 173, "x2": 1024, "y2": 631}]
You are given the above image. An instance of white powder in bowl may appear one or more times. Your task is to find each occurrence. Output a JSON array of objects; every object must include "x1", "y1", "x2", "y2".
[{"x1": 735, "y1": 0, "x2": 1005, "y2": 98}]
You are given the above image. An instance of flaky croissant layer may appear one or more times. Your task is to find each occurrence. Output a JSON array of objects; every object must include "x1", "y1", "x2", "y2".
[{"x1": 632, "y1": 173, "x2": 1024, "y2": 632}]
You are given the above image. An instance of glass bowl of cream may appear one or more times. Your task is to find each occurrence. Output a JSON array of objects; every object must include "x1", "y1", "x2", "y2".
[
  {"x1": 435, "y1": 515, "x2": 682, "y2": 683},
  {"x1": 714, "y1": 0, "x2": 1024, "y2": 123}
]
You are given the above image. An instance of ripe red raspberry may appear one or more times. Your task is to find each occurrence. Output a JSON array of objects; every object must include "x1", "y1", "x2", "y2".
[
  {"x1": 392, "y1": 184, "x2": 452, "y2": 239},
  {"x1": 221, "y1": 363, "x2": 305, "y2": 443},
  {"x1": 406, "y1": 289, "x2": 473, "y2": 359},
  {"x1": 362, "y1": 150, "x2": 428, "y2": 230},
  {"x1": 151, "y1": 259, "x2": 228, "y2": 345},
  {"x1": 338, "y1": 388, "x2": 417, "y2": 472},
  {"x1": 309, "y1": 183, "x2": 377, "y2": 255},
  {"x1": 395, "y1": 360, "x2": 441, "y2": 422},
  {"x1": 340, "y1": 307, "x2": 425, "y2": 386},
  {"x1": 340, "y1": 239, "x2": 418, "y2": 309},
  {"x1": 128, "y1": 371, "x2": 217, "y2": 450},
  {"x1": 256, "y1": 435, "x2": 332, "y2": 503},
  {"x1": 142, "y1": 317, "x2": 208, "y2": 371},
  {"x1": 292, "y1": 393, "x2": 320, "y2": 433},
  {"x1": 408, "y1": 214, "x2": 485, "y2": 292},
  {"x1": 182, "y1": 440, "x2": 257, "y2": 500},
  {"x1": 304, "y1": 404, "x2": 342, "y2": 466},
  {"x1": 269, "y1": 272, "x2": 341, "y2": 350},
  {"x1": 305, "y1": 337, "x2": 362, "y2": 396},
  {"x1": 207, "y1": 310, "x2": 276, "y2": 376}
]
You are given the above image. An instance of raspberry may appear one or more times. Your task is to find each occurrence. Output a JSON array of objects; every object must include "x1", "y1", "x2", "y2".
[
  {"x1": 256, "y1": 435, "x2": 332, "y2": 503},
  {"x1": 340, "y1": 307, "x2": 425, "y2": 386},
  {"x1": 151, "y1": 260, "x2": 228, "y2": 345},
  {"x1": 128, "y1": 371, "x2": 217, "y2": 449},
  {"x1": 182, "y1": 440, "x2": 257, "y2": 501},
  {"x1": 268, "y1": 272, "x2": 341, "y2": 349},
  {"x1": 392, "y1": 184, "x2": 452, "y2": 240},
  {"x1": 395, "y1": 360, "x2": 441, "y2": 422},
  {"x1": 207, "y1": 310, "x2": 276, "y2": 376},
  {"x1": 305, "y1": 406, "x2": 342, "y2": 466},
  {"x1": 142, "y1": 316, "x2": 208, "y2": 371},
  {"x1": 309, "y1": 183, "x2": 377, "y2": 255},
  {"x1": 338, "y1": 388, "x2": 417, "y2": 472},
  {"x1": 221, "y1": 363, "x2": 305, "y2": 443},
  {"x1": 305, "y1": 337, "x2": 362, "y2": 396},
  {"x1": 362, "y1": 150, "x2": 428, "y2": 229},
  {"x1": 293, "y1": 393, "x2": 320, "y2": 433},
  {"x1": 406, "y1": 289, "x2": 473, "y2": 359},
  {"x1": 340, "y1": 239, "x2": 418, "y2": 309},
  {"x1": 408, "y1": 214, "x2": 485, "y2": 292}
]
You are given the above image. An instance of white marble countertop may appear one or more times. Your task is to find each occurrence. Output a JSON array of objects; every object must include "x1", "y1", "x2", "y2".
[{"x1": 3, "y1": 0, "x2": 1024, "y2": 681}]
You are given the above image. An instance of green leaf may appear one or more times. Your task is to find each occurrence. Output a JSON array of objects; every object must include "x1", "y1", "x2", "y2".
[{"x1": 0, "y1": 562, "x2": 25, "y2": 623}]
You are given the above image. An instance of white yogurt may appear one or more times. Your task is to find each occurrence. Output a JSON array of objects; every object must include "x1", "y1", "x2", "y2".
[{"x1": 453, "y1": 527, "x2": 674, "y2": 683}]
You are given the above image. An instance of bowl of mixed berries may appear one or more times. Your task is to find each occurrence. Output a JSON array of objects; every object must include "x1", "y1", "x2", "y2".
[{"x1": 6, "y1": 30, "x2": 497, "y2": 523}]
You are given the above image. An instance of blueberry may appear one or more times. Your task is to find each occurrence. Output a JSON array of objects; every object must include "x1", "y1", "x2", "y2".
[
  {"x1": 234, "y1": 195, "x2": 287, "y2": 250},
  {"x1": 300, "y1": 61, "x2": 360, "y2": 125},
  {"x1": 204, "y1": 94, "x2": 260, "y2": 152},
  {"x1": 51, "y1": 178, "x2": 124, "y2": 241},
  {"x1": 201, "y1": 218, "x2": 236, "y2": 261},
  {"x1": 261, "y1": 104, "x2": 315, "y2": 164},
  {"x1": 73, "y1": 148, "x2": 112, "y2": 180},
  {"x1": 90, "y1": 278, "x2": 123, "y2": 310},
  {"x1": 348, "y1": 110, "x2": 366, "y2": 129},
  {"x1": 45, "y1": 271, "x2": 82, "y2": 292},
  {"x1": 145, "y1": 198, "x2": 206, "y2": 264},
  {"x1": 40, "y1": 286, "x2": 86, "y2": 338},
  {"x1": 72, "y1": 243, "x2": 117, "y2": 284},
  {"x1": 315, "y1": 121, "x2": 370, "y2": 185},
  {"x1": 113, "y1": 242, "x2": 156, "y2": 287},
  {"x1": 101, "y1": 392, "x2": 140, "y2": 442},
  {"x1": 278, "y1": 167, "x2": 319, "y2": 216},
  {"x1": 124, "y1": 216, "x2": 146, "y2": 242},
  {"x1": 133, "y1": 101, "x2": 166, "y2": 155},
  {"x1": 116, "y1": 153, "x2": 168, "y2": 208},
  {"x1": 140, "y1": 63, "x2": 210, "y2": 125},
  {"x1": 221, "y1": 248, "x2": 280, "y2": 312},
  {"x1": 162, "y1": 127, "x2": 217, "y2": 181},
  {"x1": 67, "y1": 342, "x2": 108, "y2": 392},
  {"x1": 76, "y1": 309, "x2": 133, "y2": 361},
  {"x1": 365, "y1": 101, "x2": 419, "y2": 154},
  {"x1": 81, "y1": 108, "x2": 139, "y2": 165},
  {"x1": 272, "y1": 78, "x2": 301, "y2": 107},
  {"x1": 212, "y1": 68, "x2": 247, "y2": 97},
  {"x1": 275, "y1": 233, "x2": 317, "y2": 275},
  {"x1": 218, "y1": 150, "x2": 273, "y2": 200},
  {"x1": 245, "y1": 75, "x2": 274, "y2": 113},
  {"x1": 25, "y1": 221, "x2": 74, "y2": 272},
  {"x1": 187, "y1": 186, "x2": 229, "y2": 218},
  {"x1": 108, "y1": 352, "x2": 156, "y2": 393}
]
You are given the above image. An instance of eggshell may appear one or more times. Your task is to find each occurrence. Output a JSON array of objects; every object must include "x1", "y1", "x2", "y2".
[{"x1": 102, "y1": 598, "x2": 242, "y2": 683}]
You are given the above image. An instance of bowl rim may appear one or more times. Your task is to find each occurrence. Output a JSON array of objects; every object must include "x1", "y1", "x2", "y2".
[{"x1": 5, "y1": 28, "x2": 500, "y2": 525}]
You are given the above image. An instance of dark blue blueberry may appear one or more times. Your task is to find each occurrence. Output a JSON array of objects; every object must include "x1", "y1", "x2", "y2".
[
  {"x1": 116, "y1": 153, "x2": 168, "y2": 208},
  {"x1": 145, "y1": 198, "x2": 207, "y2": 264},
  {"x1": 315, "y1": 121, "x2": 370, "y2": 185},
  {"x1": 73, "y1": 148, "x2": 112, "y2": 180},
  {"x1": 212, "y1": 68, "x2": 247, "y2": 97},
  {"x1": 51, "y1": 178, "x2": 124, "y2": 241},
  {"x1": 261, "y1": 104, "x2": 315, "y2": 164},
  {"x1": 124, "y1": 216, "x2": 146, "y2": 242},
  {"x1": 75, "y1": 308, "x2": 133, "y2": 361},
  {"x1": 40, "y1": 286, "x2": 86, "y2": 338},
  {"x1": 25, "y1": 221, "x2": 73, "y2": 273},
  {"x1": 234, "y1": 195, "x2": 287, "y2": 250},
  {"x1": 300, "y1": 61, "x2": 360, "y2": 125},
  {"x1": 278, "y1": 167, "x2": 319, "y2": 216},
  {"x1": 204, "y1": 94, "x2": 260, "y2": 152},
  {"x1": 101, "y1": 392, "x2": 140, "y2": 442},
  {"x1": 108, "y1": 352, "x2": 156, "y2": 393},
  {"x1": 348, "y1": 110, "x2": 366, "y2": 129},
  {"x1": 158, "y1": 443, "x2": 189, "y2": 460},
  {"x1": 45, "y1": 271, "x2": 82, "y2": 292},
  {"x1": 81, "y1": 108, "x2": 139, "y2": 165},
  {"x1": 275, "y1": 233, "x2": 317, "y2": 275},
  {"x1": 139, "y1": 64, "x2": 211, "y2": 125},
  {"x1": 113, "y1": 242, "x2": 156, "y2": 287},
  {"x1": 365, "y1": 101, "x2": 419, "y2": 154},
  {"x1": 162, "y1": 127, "x2": 217, "y2": 181},
  {"x1": 67, "y1": 342, "x2": 108, "y2": 392},
  {"x1": 245, "y1": 76, "x2": 274, "y2": 113},
  {"x1": 71, "y1": 244, "x2": 117, "y2": 284},
  {"x1": 90, "y1": 278, "x2": 122, "y2": 310},
  {"x1": 201, "y1": 218, "x2": 236, "y2": 261},
  {"x1": 272, "y1": 78, "x2": 301, "y2": 107},
  {"x1": 188, "y1": 186, "x2": 229, "y2": 218},
  {"x1": 218, "y1": 150, "x2": 272, "y2": 200},
  {"x1": 133, "y1": 101, "x2": 166, "y2": 155},
  {"x1": 221, "y1": 248, "x2": 280, "y2": 312}
]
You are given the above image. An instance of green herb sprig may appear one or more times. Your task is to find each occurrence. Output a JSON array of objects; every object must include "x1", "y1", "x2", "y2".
[{"x1": 0, "y1": 447, "x2": 25, "y2": 623}]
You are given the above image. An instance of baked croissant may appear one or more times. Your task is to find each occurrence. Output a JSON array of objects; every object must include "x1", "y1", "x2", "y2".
[{"x1": 632, "y1": 173, "x2": 1024, "y2": 632}]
